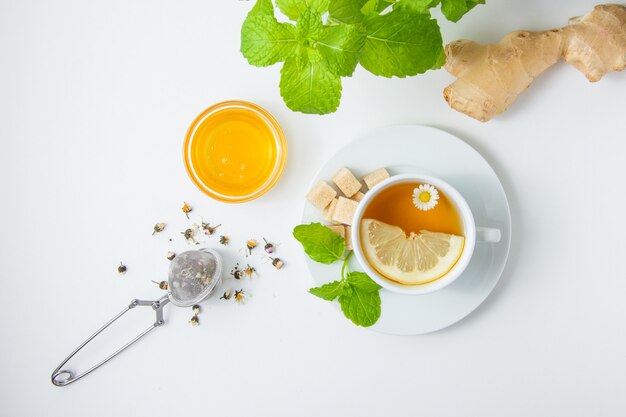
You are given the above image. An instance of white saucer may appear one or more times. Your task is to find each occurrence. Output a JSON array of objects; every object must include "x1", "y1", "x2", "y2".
[{"x1": 301, "y1": 125, "x2": 511, "y2": 335}]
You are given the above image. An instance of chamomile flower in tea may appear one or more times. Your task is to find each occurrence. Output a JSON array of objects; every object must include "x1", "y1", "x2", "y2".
[
  {"x1": 220, "y1": 290, "x2": 232, "y2": 300},
  {"x1": 219, "y1": 235, "x2": 229, "y2": 245},
  {"x1": 413, "y1": 184, "x2": 440, "y2": 211},
  {"x1": 189, "y1": 315, "x2": 199, "y2": 326}
]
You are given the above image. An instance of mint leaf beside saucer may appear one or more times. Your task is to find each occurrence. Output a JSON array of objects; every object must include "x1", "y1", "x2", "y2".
[
  {"x1": 346, "y1": 271, "x2": 382, "y2": 292},
  {"x1": 339, "y1": 272, "x2": 381, "y2": 327},
  {"x1": 293, "y1": 222, "x2": 346, "y2": 264},
  {"x1": 301, "y1": 239, "x2": 383, "y2": 328},
  {"x1": 310, "y1": 280, "x2": 344, "y2": 300},
  {"x1": 339, "y1": 285, "x2": 381, "y2": 327}
]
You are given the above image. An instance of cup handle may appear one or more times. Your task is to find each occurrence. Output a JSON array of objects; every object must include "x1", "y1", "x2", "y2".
[{"x1": 476, "y1": 226, "x2": 501, "y2": 243}]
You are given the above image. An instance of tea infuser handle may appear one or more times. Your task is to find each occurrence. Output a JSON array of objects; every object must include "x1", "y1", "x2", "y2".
[
  {"x1": 51, "y1": 295, "x2": 170, "y2": 387},
  {"x1": 476, "y1": 227, "x2": 502, "y2": 243}
]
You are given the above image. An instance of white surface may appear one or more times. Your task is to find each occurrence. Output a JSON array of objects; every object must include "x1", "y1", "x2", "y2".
[
  {"x1": 301, "y1": 126, "x2": 511, "y2": 331},
  {"x1": 1, "y1": 0, "x2": 625, "y2": 416}
]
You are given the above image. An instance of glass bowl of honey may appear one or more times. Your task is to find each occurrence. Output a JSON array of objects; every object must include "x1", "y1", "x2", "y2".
[{"x1": 184, "y1": 101, "x2": 287, "y2": 203}]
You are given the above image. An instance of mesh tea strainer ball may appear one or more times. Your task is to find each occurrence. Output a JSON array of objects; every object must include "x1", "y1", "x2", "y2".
[
  {"x1": 168, "y1": 250, "x2": 221, "y2": 306},
  {"x1": 51, "y1": 249, "x2": 223, "y2": 386}
]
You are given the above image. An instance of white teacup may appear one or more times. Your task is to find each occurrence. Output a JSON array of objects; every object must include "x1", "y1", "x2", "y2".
[{"x1": 351, "y1": 174, "x2": 501, "y2": 295}]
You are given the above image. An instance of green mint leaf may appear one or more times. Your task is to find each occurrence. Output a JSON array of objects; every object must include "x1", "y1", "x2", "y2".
[
  {"x1": 293, "y1": 222, "x2": 346, "y2": 263},
  {"x1": 338, "y1": 286, "x2": 381, "y2": 327},
  {"x1": 360, "y1": 8, "x2": 443, "y2": 77},
  {"x1": 280, "y1": 50, "x2": 342, "y2": 114},
  {"x1": 346, "y1": 271, "x2": 381, "y2": 293},
  {"x1": 310, "y1": 280, "x2": 344, "y2": 301},
  {"x1": 360, "y1": 0, "x2": 394, "y2": 15},
  {"x1": 360, "y1": 0, "x2": 379, "y2": 15},
  {"x1": 241, "y1": 1, "x2": 298, "y2": 67},
  {"x1": 432, "y1": 47, "x2": 446, "y2": 69},
  {"x1": 297, "y1": 7, "x2": 323, "y2": 42},
  {"x1": 328, "y1": 0, "x2": 368, "y2": 24},
  {"x1": 379, "y1": 0, "x2": 396, "y2": 11},
  {"x1": 249, "y1": 0, "x2": 275, "y2": 15},
  {"x1": 440, "y1": 0, "x2": 484, "y2": 22},
  {"x1": 393, "y1": 0, "x2": 441, "y2": 12},
  {"x1": 317, "y1": 24, "x2": 365, "y2": 76},
  {"x1": 276, "y1": 0, "x2": 331, "y2": 20}
]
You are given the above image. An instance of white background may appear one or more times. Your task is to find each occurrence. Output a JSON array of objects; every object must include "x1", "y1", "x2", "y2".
[{"x1": 1, "y1": 0, "x2": 625, "y2": 416}]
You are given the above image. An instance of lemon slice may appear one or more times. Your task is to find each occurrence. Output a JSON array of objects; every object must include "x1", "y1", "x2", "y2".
[{"x1": 360, "y1": 219, "x2": 465, "y2": 285}]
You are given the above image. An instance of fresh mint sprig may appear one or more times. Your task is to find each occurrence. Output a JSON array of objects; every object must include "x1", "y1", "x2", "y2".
[
  {"x1": 293, "y1": 223, "x2": 382, "y2": 327},
  {"x1": 293, "y1": 222, "x2": 346, "y2": 263},
  {"x1": 241, "y1": 0, "x2": 485, "y2": 114}
]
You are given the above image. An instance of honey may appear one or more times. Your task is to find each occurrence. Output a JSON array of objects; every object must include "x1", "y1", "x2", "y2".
[{"x1": 184, "y1": 101, "x2": 286, "y2": 202}]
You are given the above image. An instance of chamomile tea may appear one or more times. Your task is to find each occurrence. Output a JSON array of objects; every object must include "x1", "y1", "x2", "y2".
[
  {"x1": 360, "y1": 181, "x2": 465, "y2": 285},
  {"x1": 184, "y1": 101, "x2": 287, "y2": 203}
]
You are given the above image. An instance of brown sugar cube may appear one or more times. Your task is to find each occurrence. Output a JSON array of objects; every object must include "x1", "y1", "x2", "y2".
[
  {"x1": 363, "y1": 168, "x2": 390, "y2": 190},
  {"x1": 326, "y1": 225, "x2": 345, "y2": 240},
  {"x1": 323, "y1": 198, "x2": 339, "y2": 224},
  {"x1": 344, "y1": 226, "x2": 352, "y2": 250},
  {"x1": 332, "y1": 197, "x2": 359, "y2": 226},
  {"x1": 332, "y1": 167, "x2": 362, "y2": 198},
  {"x1": 351, "y1": 191, "x2": 365, "y2": 202},
  {"x1": 306, "y1": 181, "x2": 337, "y2": 210}
]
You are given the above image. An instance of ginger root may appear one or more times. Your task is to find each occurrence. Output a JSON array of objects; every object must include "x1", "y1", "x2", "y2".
[{"x1": 443, "y1": 4, "x2": 626, "y2": 122}]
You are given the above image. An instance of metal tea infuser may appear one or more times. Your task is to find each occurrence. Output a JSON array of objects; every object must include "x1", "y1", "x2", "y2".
[{"x1": 51, "y1": 249, "x2": 223, "y2": 386}]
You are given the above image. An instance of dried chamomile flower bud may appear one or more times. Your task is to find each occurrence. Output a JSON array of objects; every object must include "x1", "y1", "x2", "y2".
[
  {"x1": 271, "y1": 257, "x2": 284, "y2": 270},
  {"x1": 234, "y1": 289, "x2": 247, "y2": 304},
  {"x1": 182, "y1": 202, "x2": 192, "y2": 218},
  {"x1": 244, "y1": 264, "x2": 256, "y2": 277},
  {"x1": 152, "y1": 280, "x2": 168, "y2": 290},
  {"x1": 181, "y1": 228, "x2": 197, "y2": 244},
  {"x1": 230, "y1": 265, "x2": 244, "y2": 280},
  {"x1": 263, "y1": 238, "x2": 274, "y2": 254},
  {"x1": 152, "y1": 223, "x2": 166, "y2": 235},
  {"x1": 201, "y1": 222, "x2": 221, "y2": 236},
  {"x1": 246, "y1": 239, "x2": 257, "y2": 254}
]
